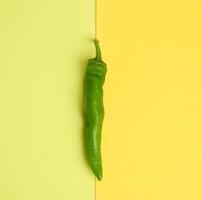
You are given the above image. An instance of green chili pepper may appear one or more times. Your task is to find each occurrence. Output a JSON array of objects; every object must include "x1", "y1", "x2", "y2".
[{"x1": 83, "y1": 39, "x2": 107, "y2": 181}]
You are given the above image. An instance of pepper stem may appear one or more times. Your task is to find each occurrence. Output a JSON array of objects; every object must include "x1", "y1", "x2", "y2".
[{"x1": 94, "y1": 39, "x2": 102, "y2": 60}]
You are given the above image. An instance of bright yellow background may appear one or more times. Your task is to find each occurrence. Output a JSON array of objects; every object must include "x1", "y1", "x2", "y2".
[
  {"x1": 0, "y1": 0, "x2": 96, "y2": 199},
  {"x1": 97, "y1": 0, "x2": 202, "y2": 199}
]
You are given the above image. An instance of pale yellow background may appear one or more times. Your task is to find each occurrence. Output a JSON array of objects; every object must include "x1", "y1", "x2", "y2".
[
  {"x1": 0, "y1": 0, "x2": 96, "y2": 199},
  {"x1": 97, "y1": 0, "x2": 202, "y2": 199}
]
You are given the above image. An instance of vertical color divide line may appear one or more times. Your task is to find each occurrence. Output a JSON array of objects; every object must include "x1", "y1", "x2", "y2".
[
  {"x1": 95, "y1": 1, "x2": 97, "y2": 199},
  {"x1": 95, "y1": 0, "x2": 97, "y2": 38},
  {"x1": 95, "y1": 0, "x2": 97, "y2": 197}
]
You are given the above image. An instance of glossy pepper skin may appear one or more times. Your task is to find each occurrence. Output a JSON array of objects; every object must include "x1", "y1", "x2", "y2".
[{"x1": 83, "y1": 39, "x2": 107, "y2": 181}]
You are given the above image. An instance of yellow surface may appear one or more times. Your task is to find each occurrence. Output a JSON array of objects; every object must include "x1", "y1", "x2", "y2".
[
  {"x1": 0, "y1": 0, "x2": 95, "y2": 199},
  {"x1": 97, "y1": 0, "x2": 202, "y2": 199}
]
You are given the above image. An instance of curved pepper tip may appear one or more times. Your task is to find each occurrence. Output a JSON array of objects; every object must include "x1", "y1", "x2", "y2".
[
  {"x1": 96, "y1": 172, "x2": 103, "y2": 181},
  {"x1": 93, "y1": 167, "x2": 103, "y2": 181}
]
